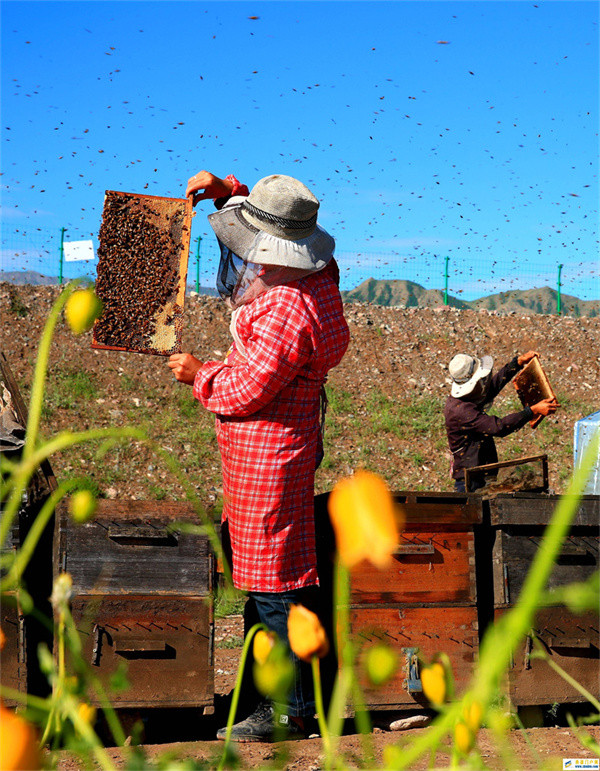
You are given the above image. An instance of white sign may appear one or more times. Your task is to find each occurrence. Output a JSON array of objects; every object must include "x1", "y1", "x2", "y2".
[{"x1": 63, "y1": 240, "x2": 95, "y2": 262}]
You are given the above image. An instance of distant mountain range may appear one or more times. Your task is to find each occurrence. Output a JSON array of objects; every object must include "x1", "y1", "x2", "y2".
[
  {"x1": 342, "y1": 278, "x2": 600, "y2": 317},
  {"x1": 2, "y1": 271, "x2": 598, "y2": 317}
]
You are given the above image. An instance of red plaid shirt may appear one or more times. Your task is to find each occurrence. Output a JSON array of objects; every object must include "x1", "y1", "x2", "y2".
[{"x1": 194, "y1": 261, "x2": 349, "y2": 591}]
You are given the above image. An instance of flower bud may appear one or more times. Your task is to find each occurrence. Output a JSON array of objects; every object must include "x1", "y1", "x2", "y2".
[
  {"x1": 253, "y1": 630, "x2": 277, "y2": 666},
  {"x1": 50, "y1": 572, "x2": 73, "y2": 609},
  {"x1": 77, "y1": 702, "x2": 97, "y2": 726},
  {"x1": 454, "y1": 720, "x2": 475, "y2": 754},
  {"x1": 69, "y1": 489, "x2": 97, "y2": 524},
  {"x1": 65, "y1": 288, "x2": 103, "y2": 334},
  {"x1": 287, "y1": 604, "x2": 329, "y2": 663},
  {"x1": 363, "y1": 644, "x2": 398, "y2": 687},
  {"x1": 463, "y1": 700, "x2": 483, "y2": 732},
  {"x1": 253, "y1": 642, "x2": 294, "y2": 700},
  {"x1": 420, "y1": 661, "x2": 447, "y2": 707}
]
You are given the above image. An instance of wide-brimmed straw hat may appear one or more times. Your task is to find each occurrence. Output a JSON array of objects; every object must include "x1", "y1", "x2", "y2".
[
  {"x1": 448, "y1": 354, "x2": 494, "y2": 398},
  {"x1": 208, "y1": 174, "x2": 334, "y2": 270}
]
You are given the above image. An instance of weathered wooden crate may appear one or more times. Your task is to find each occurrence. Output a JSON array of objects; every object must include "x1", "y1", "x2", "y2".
[
  {"x1": 69, "y1": 595, "x2": 213, "y2": 709},
  {"x1": 494, "y1": 606, "x2": 599, "y2": 706},
  {"x1": 485, "y1": 493, "x2": 599, "y2": 706},
  {"x1": 315, "y1": 491, "x2": 483, "y2": 710},
  {"x1": 54, "y1": 499, "x2": 215, "y2": 711}
]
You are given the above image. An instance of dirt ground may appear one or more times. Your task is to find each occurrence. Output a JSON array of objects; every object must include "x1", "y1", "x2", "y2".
[{"x1": 50, "y1": 614, "x2": 600, "y2": 771}]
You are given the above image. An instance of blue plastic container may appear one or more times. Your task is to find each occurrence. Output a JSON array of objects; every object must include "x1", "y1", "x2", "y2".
[{"x1": 573, "y1": 411, "x2": 600, "y2": 494}]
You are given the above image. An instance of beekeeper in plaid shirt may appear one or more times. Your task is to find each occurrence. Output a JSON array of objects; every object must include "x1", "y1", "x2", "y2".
[{"x1": 169, "y1": 171, "x2": 349, "y2": 742}]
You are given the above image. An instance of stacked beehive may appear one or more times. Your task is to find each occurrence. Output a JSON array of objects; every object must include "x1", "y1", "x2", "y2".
[{"x1": 54, "y1": 500, "x2": 215, "y2": 711}]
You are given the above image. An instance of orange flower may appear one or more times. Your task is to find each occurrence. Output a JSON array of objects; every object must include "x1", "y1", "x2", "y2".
[
  {"x1": 0, "y1": 704, "x2": 40, "y2": 771},
  {"x1": 420, "y1": 662, "x2": 447, "y2": 707},
  {"x1": 328, "y1": 470, "x2": 400, "y2": 568},
  {"x1": 253, "y1": 630, "x2": 277, "y2": 666},
  {"x1": 0, "y1": 627, "x2": 6, "y2": 651},
  {"x1": 287, "y1": 604, "x2": 329, "y2": 662}
]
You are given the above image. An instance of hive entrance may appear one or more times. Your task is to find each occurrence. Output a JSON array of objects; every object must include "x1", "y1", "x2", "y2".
[{"x1": 92, "y1": 191, "x2": 193, "y2": 356}]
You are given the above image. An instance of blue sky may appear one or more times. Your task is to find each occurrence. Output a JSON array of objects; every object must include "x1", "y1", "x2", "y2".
[{"x1": 1, "y1": 0, "x2": 598, "y2": 299}]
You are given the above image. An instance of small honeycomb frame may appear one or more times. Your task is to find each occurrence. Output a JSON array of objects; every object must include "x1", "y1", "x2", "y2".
[{"x1": 92, "y1": 191, "x2": 193, "y2": 356}]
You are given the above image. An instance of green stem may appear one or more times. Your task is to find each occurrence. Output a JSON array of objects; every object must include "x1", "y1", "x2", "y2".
[
  {"x1": 23, "y1": 282, "x2": 77, "y2": 462},
  {"x1": 311, "y1": 655, "x2": 333, "y2": 768},
  {"x1": 327, "y1": 558, "x2": 352, "y2": 746},
  {"x1": 217, "y1": 622, "x2": 266, "y2": 771},
  {"x1": 350, "y1": 675, "x2": 375, "y2": 767}
]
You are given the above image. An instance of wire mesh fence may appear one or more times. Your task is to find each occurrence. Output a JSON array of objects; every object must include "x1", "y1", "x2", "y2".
[{"x1": 1, "y1": 229, "x2": 599, "y2": 308}]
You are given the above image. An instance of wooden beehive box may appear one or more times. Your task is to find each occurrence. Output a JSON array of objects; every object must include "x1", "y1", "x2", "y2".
[
  {"x1": 54, "y1": 499, "x2": 215, "y2": 710},
  {"x1": 92, "y1": 191, "x2": 193, "y2": 356},
  {"x1": 315, "y1": 491, "x2": 483, "y2": 710},
  {"x1": 485, "y1": 493, "x2": 599, "y2": 706}
]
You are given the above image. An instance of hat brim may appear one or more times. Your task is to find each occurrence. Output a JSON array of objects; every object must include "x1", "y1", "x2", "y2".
[
  {"x1": 451, "y1": 355, "x2": 494, "y2": 398},
  {"x1": 208, "y1": 200, "x2": 334, "y2": 271}
]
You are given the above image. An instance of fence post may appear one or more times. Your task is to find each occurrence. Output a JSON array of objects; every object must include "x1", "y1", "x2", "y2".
[
  {"x1": 195, "y1": 236, "x2": 202, "y2": 294},
  {"x1": 58, "y1": 227, "x2": 66, "y2": 285},
  {"x1": 443, "y1": 256, "x2": 450, "y2": 306},
  {"x1": 557, "y1": 263, "x2": 563, "y2": 315}
]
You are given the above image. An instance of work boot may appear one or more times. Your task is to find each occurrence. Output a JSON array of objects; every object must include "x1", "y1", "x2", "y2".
[{"x1": 216, "y1": 701, "x2": 305, "y2": 742}]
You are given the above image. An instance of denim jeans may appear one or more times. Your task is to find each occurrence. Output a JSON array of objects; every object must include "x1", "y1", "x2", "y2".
[
  {"x1": 247, "y1": 587, "x2": 323, "y2": 717},
  {"x1": 454, "y1": 477, "x2": 486, "y2": 493}
]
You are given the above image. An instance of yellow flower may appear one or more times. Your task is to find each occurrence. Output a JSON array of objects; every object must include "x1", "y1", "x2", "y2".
[
  {"x1": 328, "y1": 470, "x2": 401, "y2": 569},
  {"x1": 77, "y1": 702, "x2": 97, "y2": 726},
  {"x1": 253, "y1": 630, "x2": 277, "y2": 666},
  {"x1": 287, "y1": 604, "x2": 329, "y2": 663},
  {"x1": 65, "y1": 288, "x2": 103, "y2": 334},
  {"x1": 420, "y1": 662, "x2": 447, "y2": 707},
  {"x1": 363, "y1": 644, "x2": 398, "y2": 687},
  {"x1": 69, "y1": 489, "x2": 97, "y2": 524},
  {"x1": 454, "y1": 720, "x2": 475, "y2": 754},
  {"x1": 0, "y1": 704, "x2": 40, "y2": 771}
]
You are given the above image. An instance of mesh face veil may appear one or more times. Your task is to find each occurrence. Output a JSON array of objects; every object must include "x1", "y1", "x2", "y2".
[{"x1": 216, "y1": 239, "x2": 246, "y2": 301}]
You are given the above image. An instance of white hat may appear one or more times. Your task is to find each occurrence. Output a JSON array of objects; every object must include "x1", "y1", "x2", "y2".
[
  {"x1": 448, "y1": 354, "x2": 494, "y2": 398},
  {"x1": 207, "y1": 174, "x2": 334, "y2": 271}
]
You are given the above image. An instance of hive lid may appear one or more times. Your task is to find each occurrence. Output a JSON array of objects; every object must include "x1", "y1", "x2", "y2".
[
  {"x1": 92, "y1": 191, "x2": 193, "y2": 356},
  {"x1": 513, "y1": 356, "x2": 557, "y2": 428}
]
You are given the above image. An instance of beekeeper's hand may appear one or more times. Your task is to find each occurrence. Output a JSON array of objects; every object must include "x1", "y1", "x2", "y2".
[
  {"x1": 186, "y1": 171, "x2": 234, "y2": 206},
  {"x1": 531, "y1": 397, "x2": 559, "y2": 416},
  {"x1": 168, "y1": 353, "x2": 202, "y2": 385},
  {"x1": 518, "y1": 350, "x2": 539, "y2": 366}
]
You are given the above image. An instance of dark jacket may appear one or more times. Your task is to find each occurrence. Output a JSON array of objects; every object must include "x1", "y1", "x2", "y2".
[{"x1": 444, "y1": 357, "x2": 533, "y2": 482}]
